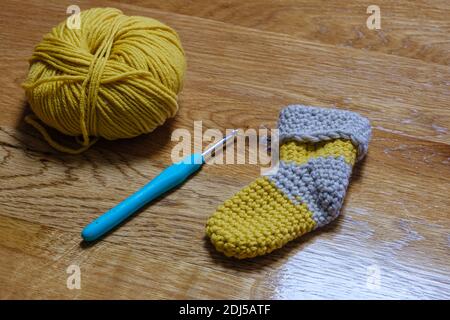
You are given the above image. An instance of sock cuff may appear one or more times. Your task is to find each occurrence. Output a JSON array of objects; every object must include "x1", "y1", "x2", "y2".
[{"x1": 277, "y1": 105, "x2": 371, "y2": 161}]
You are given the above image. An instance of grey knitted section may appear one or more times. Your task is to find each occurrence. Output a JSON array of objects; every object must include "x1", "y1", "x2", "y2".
[
  {"x1": 269, "y1": 157, "x2": 352, "y2": 228},
  {"x1": 278, "y1": 105, "x2": 371, "y2": 161}
]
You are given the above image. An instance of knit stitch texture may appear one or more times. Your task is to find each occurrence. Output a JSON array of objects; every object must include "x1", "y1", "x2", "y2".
[{"x1": 206, "y1": 105, "x2": 371, "y2": 258}]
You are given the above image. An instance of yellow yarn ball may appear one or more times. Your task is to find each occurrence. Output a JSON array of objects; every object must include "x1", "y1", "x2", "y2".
[{"x1": 23, "y1": 7, "x2": 186, "y2": 154}]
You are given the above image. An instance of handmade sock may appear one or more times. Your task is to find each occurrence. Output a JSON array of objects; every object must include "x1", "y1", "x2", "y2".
[{"x1": 206, "y1": 105, "x2": 371, "y2": 259}]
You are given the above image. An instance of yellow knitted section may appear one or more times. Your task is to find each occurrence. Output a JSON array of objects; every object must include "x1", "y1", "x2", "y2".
[
  {"x1": 22, "y1": 7, "x2": 186, "y2": 154},
  {"x1": 280, "y1": 139, "x2": 357, "y2": 165},
  {"x1": 206, "y1": 138, "x2": 358, "y2": 258},
  {"x1": 206, "y1": 177, "x2": 316, "y2": 259}
]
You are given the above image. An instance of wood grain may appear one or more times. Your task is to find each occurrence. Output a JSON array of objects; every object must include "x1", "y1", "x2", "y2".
[
  {"x1": 118, "y1": 0, "x2": 450, "y2": 65},
  {"x1": 0, "y1": 0, "x2": 449, "y2": 299}
]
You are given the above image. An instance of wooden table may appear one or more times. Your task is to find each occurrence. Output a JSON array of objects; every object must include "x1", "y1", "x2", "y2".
[{"x1": 0, "y1": 0, "x2": 449, "y2": 299}]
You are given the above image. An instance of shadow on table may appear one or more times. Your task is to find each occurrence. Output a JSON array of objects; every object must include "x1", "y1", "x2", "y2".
[{"x1": 13, "y1": 101, "x2": 176, "y2": 162}]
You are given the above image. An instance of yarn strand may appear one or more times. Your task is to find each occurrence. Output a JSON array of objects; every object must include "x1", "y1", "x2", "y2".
[
  {"x1": 24, "y1": 114, "x2": 98, "y2": 154},
  {"x1": 22, "y1": 7, "x2": 186, "y2": 153}
]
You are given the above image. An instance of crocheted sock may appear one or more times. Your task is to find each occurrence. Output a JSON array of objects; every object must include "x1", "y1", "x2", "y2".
[{"x1": 206, "y1": 105, "x2": 371, "y2": 259}]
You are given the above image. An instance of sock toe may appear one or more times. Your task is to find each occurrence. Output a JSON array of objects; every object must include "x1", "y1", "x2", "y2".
[{"x1": 206, "y1": 177, "x2": 316, "y2": 259}]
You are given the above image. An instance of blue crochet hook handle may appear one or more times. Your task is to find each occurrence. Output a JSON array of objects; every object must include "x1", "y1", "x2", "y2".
[
  {"x1": 81, "y1": 130, "x2": 237, "y2": 242},
  {"x1": 81, "y1": 154, "x2": 203, "y2": 242}
]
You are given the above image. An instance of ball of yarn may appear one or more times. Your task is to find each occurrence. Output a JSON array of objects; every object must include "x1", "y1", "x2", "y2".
[{"x1": 23, "y1": 7, "x2": 186, "y2": 154}]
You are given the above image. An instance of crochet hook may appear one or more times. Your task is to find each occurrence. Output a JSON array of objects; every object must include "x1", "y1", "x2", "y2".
[{"x1": 81, "y1": 129, "x2": 238, "y2": 242}]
